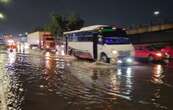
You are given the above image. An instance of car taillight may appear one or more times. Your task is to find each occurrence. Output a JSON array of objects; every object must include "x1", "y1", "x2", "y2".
[
  {"x1": 46, "y1": 45, "x2": 50, "y2": 48},
  {"x1": 156, "y1": 53, "x2": 162, "y2": 57}
]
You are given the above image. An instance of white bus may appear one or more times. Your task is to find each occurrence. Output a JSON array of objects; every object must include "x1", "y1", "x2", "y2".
[{"x1": 64, "y1": 25, "x2": 135, "y2": 64}]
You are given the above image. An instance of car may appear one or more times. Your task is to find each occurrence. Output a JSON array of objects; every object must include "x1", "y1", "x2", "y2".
[
  {"x1": 30, "y1": 45, "x2": 39, "y2": 49},
  {"x1": 135, "y1": 45, "x2": 167, "y2": 61},
  {"x1": 6, "y1": 39, "x2": 17, "y2": 49},
  {"x1": 56, "y1": 44, "x2": 65, "y2": 56},
  {"x1": 161, "y1": 45, "x2": 173, "y2": 59}
]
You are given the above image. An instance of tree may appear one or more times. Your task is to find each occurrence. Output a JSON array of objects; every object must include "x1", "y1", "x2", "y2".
[
  {"x1": 44, "y1": 13, "x2": 85, "y2": 39},
  {"x1": 45, "y1": 14, "x2": 65, "y2": 39},
  {"x1": 32, "y1": 26, "x2": 45, "y2": 32},
  {"x1": 66, "y1": 14, "x2": 84, "y2": 31}
]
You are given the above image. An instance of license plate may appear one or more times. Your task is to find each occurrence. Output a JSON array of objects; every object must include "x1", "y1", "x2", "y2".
[{"x1": 119, "y1": 51, "x2": 130, "y2": 57}]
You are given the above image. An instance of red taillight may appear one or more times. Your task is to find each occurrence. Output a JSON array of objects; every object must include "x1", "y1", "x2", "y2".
[
  {"x1": 155, "y1": 53, "x2": 162, "y2": 57},
  {"x1": 46, "y1": 45, "x2": 50, "y2": 48}
]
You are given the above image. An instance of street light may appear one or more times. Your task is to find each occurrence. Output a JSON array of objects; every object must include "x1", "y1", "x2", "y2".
[
  {"x1": 0, "y1": 12, "x2": 4, "y2": 20},
  {"x1": 154, "y1": 11, "x2": 160, "y2": 16},
  {"x1": 0, "y1": 0, "x2": 11, "y2": 4}
]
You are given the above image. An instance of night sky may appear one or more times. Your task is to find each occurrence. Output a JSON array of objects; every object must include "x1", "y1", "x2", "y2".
[{"x1": 0, "y1": 0, "x2": 173, "y2": 34}]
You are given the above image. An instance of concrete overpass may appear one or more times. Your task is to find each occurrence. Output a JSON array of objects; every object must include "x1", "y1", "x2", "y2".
[{"x1": 127, "y1": 23, "x2": 173, "y2": 44}]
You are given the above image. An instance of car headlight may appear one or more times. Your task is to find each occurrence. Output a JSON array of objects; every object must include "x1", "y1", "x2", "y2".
[{"x1": 112, "y1": 50, "x2": 118, "y2": 54}]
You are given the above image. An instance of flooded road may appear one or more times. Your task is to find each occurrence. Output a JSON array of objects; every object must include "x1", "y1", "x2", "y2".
[{"x1": 0, "y1": 48, "x2": 173, "y2": 110}]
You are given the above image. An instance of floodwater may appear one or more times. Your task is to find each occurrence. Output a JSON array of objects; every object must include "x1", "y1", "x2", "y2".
[{"x1": 0, "y1": 48, "x2": 173, "y2": 110}]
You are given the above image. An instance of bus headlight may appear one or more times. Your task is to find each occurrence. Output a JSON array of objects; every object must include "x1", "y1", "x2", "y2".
[
  {"x1": 117, "y1": 60, "x2": 123, "y2": 64},
  {"x1": 126, "y1": 58, "x2": 133, "y2": 63},
  {"x1": 112, "y1": 50, "x2": 118, "y2": 55}
]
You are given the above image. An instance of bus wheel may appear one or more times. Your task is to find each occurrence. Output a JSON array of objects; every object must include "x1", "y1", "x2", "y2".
[
  {"x1": 100, "y1": 54, "x2": 109, "y2": 63},
  {"x1": 69, "y1": 49, "x2": 75, "y2": 56},
  {"x1": 69, "y1": 49, "x2": 73, "y2": 55}
]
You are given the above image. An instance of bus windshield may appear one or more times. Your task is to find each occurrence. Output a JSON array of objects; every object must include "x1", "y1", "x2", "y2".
[
  {"x1": 103, "y1": 37, "x2": 131, "y2": 45},
  {"x1": 102, "y1": 28, "x2": 127, "y2": 37}
]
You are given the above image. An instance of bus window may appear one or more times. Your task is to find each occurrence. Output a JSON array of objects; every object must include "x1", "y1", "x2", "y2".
[
  {"x1": 103, "y1": 37, "x2": 131, "y2": 45},
  {"x1": 66, "y1": 32, "x2": 94, "y2": 42},
  {"x1": 77, "y1": 36, "x2": 93, "y2": 42}
]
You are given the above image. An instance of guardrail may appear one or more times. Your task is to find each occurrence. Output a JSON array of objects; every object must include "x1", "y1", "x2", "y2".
[{"x1": 127, "y1": 23, "x2": 173, "y2": 35}]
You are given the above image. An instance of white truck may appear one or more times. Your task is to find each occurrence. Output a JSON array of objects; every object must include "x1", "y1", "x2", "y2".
[{"x1": 27, "y1": 31, "x2": 56, "y2": 50}]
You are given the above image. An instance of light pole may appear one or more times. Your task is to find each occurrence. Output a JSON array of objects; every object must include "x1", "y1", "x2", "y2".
[{"x1": 151, "y1": 10, "x2": 161, "y2": 25}]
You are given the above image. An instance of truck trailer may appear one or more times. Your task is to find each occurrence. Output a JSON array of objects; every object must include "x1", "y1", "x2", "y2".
[{"x1": 27, "y1": 31, "x2": 56, "y2": 50}]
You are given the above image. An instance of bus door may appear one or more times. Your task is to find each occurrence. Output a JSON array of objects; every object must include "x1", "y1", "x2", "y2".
[
  {"x1": 93, "y1": 34, "x2": 98, "y2": 60},
  {"x1": 65, "y1": 36, "x2": 68, "y2": 54}
]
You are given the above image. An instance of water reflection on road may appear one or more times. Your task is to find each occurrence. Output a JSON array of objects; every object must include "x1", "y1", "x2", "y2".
[
  {"x1": 0, "y1": 49, "x2": 173, "y2": 110},
  {"x1": 152, "y1": 65, "x2": 164, "y2": 84}
]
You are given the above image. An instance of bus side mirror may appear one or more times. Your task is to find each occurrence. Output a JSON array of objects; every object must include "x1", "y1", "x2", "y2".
[{"x1": 98, "y1": 38, "x2": 104, "y2": 45}]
